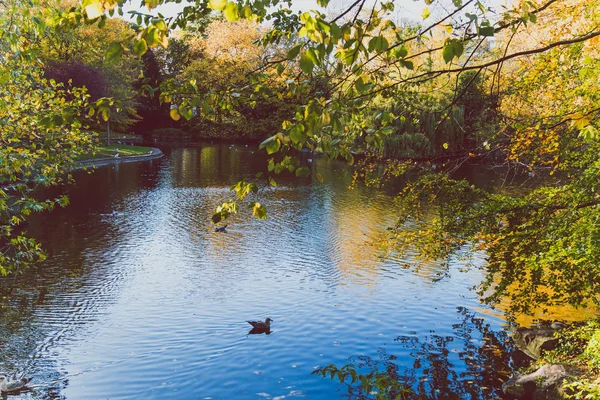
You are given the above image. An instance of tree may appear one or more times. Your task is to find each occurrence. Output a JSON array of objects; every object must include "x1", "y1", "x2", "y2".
[
  {"x1": 175, "y1": 0, "x2": 600, "y2": 314},
  {"x1": 44, "y1": 61, "x2": 109, "y2": 101},
  {"x1": 7, "y1": 0, "x2": 600, "y2": 313},
  {"x1": 132, "y1": 49, "x2": 173, "y2": 135},
  {"x1": 38, "y1": 0, "x2": 144, "y2": 131},
  {"x1": 0, "y1": 0, "x2": 96, "y2": 274}
]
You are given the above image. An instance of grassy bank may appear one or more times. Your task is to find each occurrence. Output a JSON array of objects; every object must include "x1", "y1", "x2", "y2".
[{"x1": 78, "y1": 144, "x2": 153, "y2": 160}]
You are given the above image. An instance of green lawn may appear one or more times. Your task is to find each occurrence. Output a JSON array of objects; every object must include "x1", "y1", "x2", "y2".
[
  {"x1": 96, "y1": 132, "x2": 141, "y2": 141},
  {"x1": 79, "y1": 144, "x2": 153, "y2": 160}
]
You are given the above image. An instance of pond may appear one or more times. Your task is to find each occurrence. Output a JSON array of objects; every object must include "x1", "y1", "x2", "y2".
[{"x1": 1, "y1": 144, "x2": 537, "y2": 399}]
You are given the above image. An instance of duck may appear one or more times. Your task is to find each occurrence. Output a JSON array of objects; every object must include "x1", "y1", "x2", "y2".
[
  {"x1": 214, "y1": 224, "x2": 228, "y2": 233},
  {"x1": 247, "y1": 318, "x2": 273, "y2": 330},
  {"x1": 0, "y1": 374, "x2": 32, "y2": 393}
]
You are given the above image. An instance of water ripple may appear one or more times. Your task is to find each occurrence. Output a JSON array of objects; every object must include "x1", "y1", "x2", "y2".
[{"x1": 0, "y1": 145, "x2": 523, "y2": 400}]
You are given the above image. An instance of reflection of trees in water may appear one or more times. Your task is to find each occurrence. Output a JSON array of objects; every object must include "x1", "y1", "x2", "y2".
[
  {"x1": 314, "y1": 307, "x2": 528, "y2": 399},
  {"x1": 0, "y1": 161, "x2": 168, "y2": 400}
]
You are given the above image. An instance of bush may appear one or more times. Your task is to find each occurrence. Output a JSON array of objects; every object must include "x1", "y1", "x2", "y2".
[
  {"x1": 542, "y1": 320, "x2": 600, "y2": 399},
  {"x1": 583, "y1": 330, "x2": 600, "y2": 371}
]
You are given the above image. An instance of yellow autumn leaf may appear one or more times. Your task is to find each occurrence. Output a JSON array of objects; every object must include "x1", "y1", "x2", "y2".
[
  {"x1": 160, "y1": 34, "x2": 169, "y2": 48},
  {"x1": 84, "y1": 2, "x2": 104, "y2": 19},
  {"x1": 575, "y1": 117, "x2": 589, "y2": 130},
  {"x1": 570, "y1": 112, "x2": 589, "y2": 130},
  {"x1": 209, "y1": 0, "x2": 227, "y2": 11},
  {"x1": 169, "y1": 108, "x2": 181, "y2": 121}
]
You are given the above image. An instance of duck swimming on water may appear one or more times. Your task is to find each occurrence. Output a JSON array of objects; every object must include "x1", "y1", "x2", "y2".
[
  {"x1": 247, "y1": 318, "x2": 273, "y2": 330},
  {"x1": 215, "y1": 224, "x2": 228, "y2": 233},
  {"x1": 0, "y1": 374, "x2": 32, "y2": 393}
]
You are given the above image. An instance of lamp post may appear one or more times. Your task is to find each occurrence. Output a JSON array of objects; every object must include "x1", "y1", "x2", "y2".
[{"x1": 106, "y1": 118, "x2": 111, "y2": 146}]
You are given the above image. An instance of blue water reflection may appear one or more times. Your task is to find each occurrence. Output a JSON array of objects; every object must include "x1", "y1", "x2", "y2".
[{"x1": 0, "y1": 144, "x2": 519, "y2": 399}]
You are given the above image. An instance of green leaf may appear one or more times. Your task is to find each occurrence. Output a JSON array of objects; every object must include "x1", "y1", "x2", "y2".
[
  {"x1": 105, "y1": 42, "x2": 124, "y2": 65},
  {"x1": 442, "y1": 45, "x2": 454, "y2": 64},
  {"x1": 267, "y1": 139, "x2": 280, "y2": 154},
  {"x1": 288, "y1": 44, "x2": 302, "y2": 60},
  {"x1": 101, "y1": 107, "x2": 110, "y2": 121},
  {"x1": 394, "y1": 45, "x2": 408, "y2": 59},
  {"x1": 209, "y1": 0, "x2": 226, "y2": 10},
  {"x1": 478, "y1": 26, "x2": 495, "y2": 36},
  {"x1": 251, "y1": 202, "x2": 267, "y2": 219},
  {"x1": 152, "y1": 18, "x2": 167, "y2": 31},
  {"x1": 465, "y1": 12, "x2": 477, "y2": 21},
  {"x1": 306, "y1": 48, "x2": 320, "y2": 64},
  {"x1": 453, "y1": 40, "x2": 464, "y2": 58},
  {"x1": 300, "y1": 52, "x2": 315, "y2": 74},
  {"x1": 133, "y1": 38, "x2": 148, "y2": 56},
  {"x1": 422, "y1": 7, "x2": 431, "y2": 19},
  {"x1": 528, "y1": 13, "x2": 537, "y2": 23},
  {"x1": 399, "y1": 59, "x2": 414, "y2": 70},
  {"x1": 443, "y1": 142, "x2": 449, "y2": 149},
  {"x1": 259, "y1": 136, "x2": 281, "y2": 154},
  {"x1": 289, "y1": 125, "x2": 306, "y2": 145},
  {"x1": 355, "y1": 75, "x2": 367, "y2": 92},
  {"x1": 179, "y1": 106, "x2": 193, "y2": 120},
  {"x1": 579, "y1": 124, "x2": 598, "y2": 141},
  {"x1": 368, "y1": 36, "x2": 389, "y2": 53},
  {"x1": 442, "y1": 39, "x2": 463, "y2": 63},
  {"x1": 223, "y1": 2, "x2": 239, "y2": 21},
  {"x1": 330, "y1": 23, "x2": 342, "y2": 40},
  {"x1": 295, "y1": 166, "x2": 310, "y2": 177}
]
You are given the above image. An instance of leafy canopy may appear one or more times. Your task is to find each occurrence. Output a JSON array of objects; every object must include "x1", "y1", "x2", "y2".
[{"x1": 3, "y1": 0, "x2": 600, "y2": 315}]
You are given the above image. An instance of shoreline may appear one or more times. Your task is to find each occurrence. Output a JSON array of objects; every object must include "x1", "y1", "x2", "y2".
[{"x1": 76, "y1": 147, "x2": 164, "y2": 168}]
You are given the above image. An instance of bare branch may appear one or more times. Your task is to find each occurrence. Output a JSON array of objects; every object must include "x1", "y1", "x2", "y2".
[
  {"x1": 350, "y1": 29, "x2": 600, "y2": 100},
  {"x1": 331, "y1": 0, "x2": 366, "y2": 24}
]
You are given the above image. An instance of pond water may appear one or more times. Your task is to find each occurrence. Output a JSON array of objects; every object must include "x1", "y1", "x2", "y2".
[{"x1": 1, "y1": 144, "x2": 530, "y2": 399}]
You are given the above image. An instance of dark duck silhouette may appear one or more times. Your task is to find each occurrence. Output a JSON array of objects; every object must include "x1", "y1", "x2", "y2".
[
  {"x1": 214, "y1": 224, "x2": 228, "y2": 233},
  {"x1": 247, "y1": 318, "x2": 273, "y2": 335}
]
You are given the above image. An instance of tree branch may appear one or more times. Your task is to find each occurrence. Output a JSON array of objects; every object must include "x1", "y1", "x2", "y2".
[
  {"x1": 331, "y1": 0, "x2": 366, "y2": 24},
  {"x1": 349, "y1": 29, "x2": 600, "y2": 101}
]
